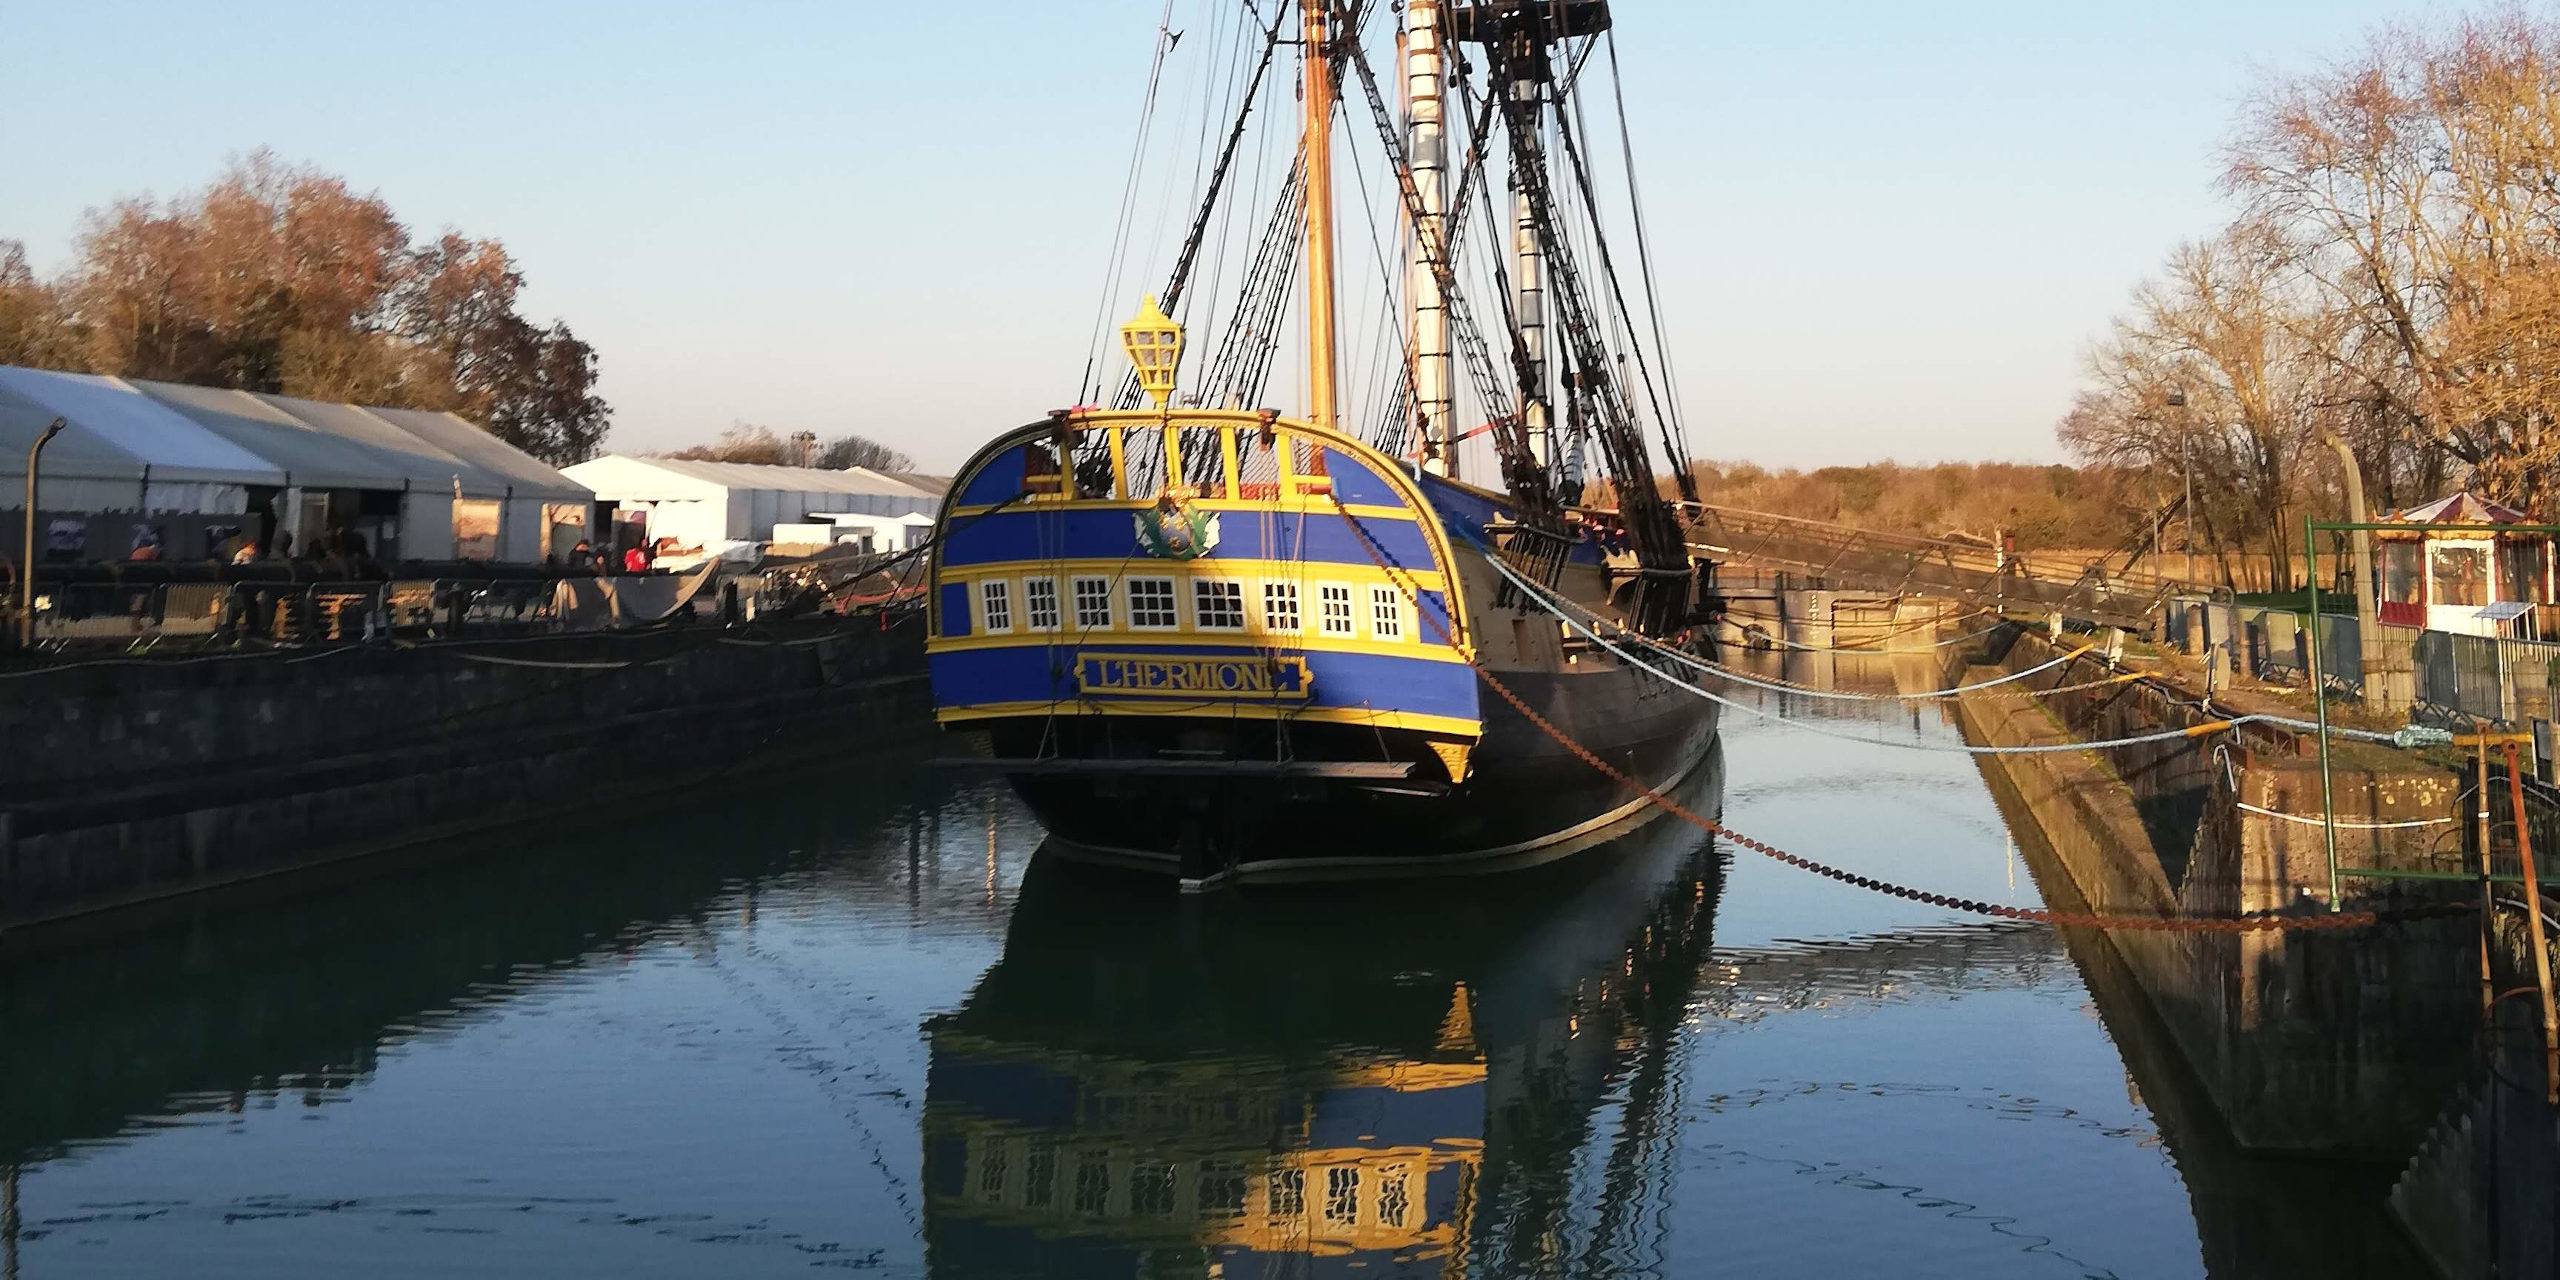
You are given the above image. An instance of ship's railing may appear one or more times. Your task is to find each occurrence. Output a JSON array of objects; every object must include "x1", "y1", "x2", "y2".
[{"x1": 1028, "y1": 410, "x2": 1348, "y2": 506}]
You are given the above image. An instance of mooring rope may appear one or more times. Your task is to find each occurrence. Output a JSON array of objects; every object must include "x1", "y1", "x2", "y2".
[
  {"x1": 1537, "y1": 584, "x2": 2108, "y2": 702},
  {"x1": 1330, "y1": 499, "x2": 2467, "y2": 933},
  {"x1": 1478, "y1": 546, "x2": 2426, "y2": 753},
  {"x1": 2233, "y1": 802, "x2": 2454, "y2": 831}
]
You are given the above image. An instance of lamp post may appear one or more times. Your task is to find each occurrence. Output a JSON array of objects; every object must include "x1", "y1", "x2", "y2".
[
  {"x1": 18, "y1": 417, "x2": 65, "y2": 650},
  {"x1": 2163, "y1": 387, "x2": 2196, "y2": 584}
]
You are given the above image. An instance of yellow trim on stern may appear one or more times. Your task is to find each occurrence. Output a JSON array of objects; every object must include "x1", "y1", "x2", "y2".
[
  {"x1": 932, "y1": 559, "x2": 1448, "y2": 594},
  {"x1": 934, "y1": 700, "x2": 1484, "y2": 739},
  {"x1": 928, "y1": 631, "x2": 1471, "y2": 663}
]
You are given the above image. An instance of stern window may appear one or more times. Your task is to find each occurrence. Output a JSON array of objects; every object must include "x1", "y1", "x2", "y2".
[
  {"x1": 1319, "y1": 584, "x2": 1356, "y2": 637},
  {"x1": 1130, "y1": 577, "x2": 1180, "y2": 629},
  {"x1": 1262, "y1": 581, "x2": 1302, "y2": 633},
  {"x1": 979, "y1": 579, "x2": 1013, "y2": 634},
  {"x1": 1072, "y1": 576, "x2": 1114, "y2": 630},
  {"x1": 1023, "y1": 577, "x2": 1060, "y2": 631},
  {"x1": 1194, "y1": 580, "x2": 1245, "y2": 630},
  {"x1": 1369, "y1": 585, "x2": 1404, "y2": 641}
]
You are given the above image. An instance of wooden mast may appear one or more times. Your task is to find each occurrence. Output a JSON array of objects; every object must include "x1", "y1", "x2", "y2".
[{"x1": 1302, "y1": 0, "x2": 1341, "y2": 430}]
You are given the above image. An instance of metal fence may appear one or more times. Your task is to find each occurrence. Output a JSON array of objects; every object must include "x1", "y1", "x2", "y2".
[
  {"x1": 14, "y1": 578, "x2": 574, "y2": 651},
  {"x1": 2167, "y1": 593, "x2": 2560, "y2": 725}
]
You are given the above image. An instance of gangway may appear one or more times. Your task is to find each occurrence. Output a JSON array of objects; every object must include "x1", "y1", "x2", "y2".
[{"x1": 1686, "y1": 503, "x2": 2198, "y2": 630}]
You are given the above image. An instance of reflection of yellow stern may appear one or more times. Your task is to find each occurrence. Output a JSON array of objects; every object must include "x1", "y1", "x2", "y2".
[{"x1": 926, "y1": 988, "x2": 1487, "y2": 1266}]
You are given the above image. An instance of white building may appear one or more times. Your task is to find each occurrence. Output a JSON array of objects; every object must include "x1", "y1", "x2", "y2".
[
  {"x1": 0, "y1": 365, "x2": 593, "y2": 565},
  {"x1": 560, "y1": 455, "x2": 942, "y2": 553}
]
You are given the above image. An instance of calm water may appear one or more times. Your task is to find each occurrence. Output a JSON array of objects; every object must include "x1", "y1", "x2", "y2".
[{"x1": 0, "y1": 655, "x2": 2418, "y2": 1278}]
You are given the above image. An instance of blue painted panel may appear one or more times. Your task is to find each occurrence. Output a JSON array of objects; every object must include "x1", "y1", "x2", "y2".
[
  {"x1": 930, "y1": 643, "x2": 1482, "y2": 724},
  {"x1": 939, "y1": 508, "x2": 1441, "y2": 572},
  {"x1": 955, "y1": 445, "x2": 1029, "y2": 508},
  {"x1": 1305, "y1": 1081, "x2": 1485, "y2": 1151},
  {"x1": 1220, "y1": 1247, "x2": 1433, "y2": 1280},
  {"x1": 1415, "y1": 590, "x2": 1454, "y2": 641},
  {"x1": 1322, "y1": 447, "x2": 1406, "y2": 508},
  {"x1": 926, "y1": 1055, "x2": 1081, "y2": 1131},
  {"x1": 1425, "y1": 1162, "x2": 1464, "y2": 1225},
  {"x1": 1417, "y1": 471, "x2": 1507, "y2": 534},
  {"x1": 939, "y1": 583, "x2": 972, "y2": 638},
  {"x1": 1418, "y1": 471, "x2": 1608, "y2": 566}
]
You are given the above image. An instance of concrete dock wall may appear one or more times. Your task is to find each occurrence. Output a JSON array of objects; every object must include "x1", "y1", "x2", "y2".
[
  {"x1": 0, "y1": 618, "x2": 932, "y2": 931},
  {"x1": 1948, "y1": 627, "x2": 2475, "y2": 1156}
]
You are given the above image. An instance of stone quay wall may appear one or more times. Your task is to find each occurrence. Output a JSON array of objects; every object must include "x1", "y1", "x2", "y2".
[{"x1": 0, "y1": 616, "x2": 931, "y2": 931}]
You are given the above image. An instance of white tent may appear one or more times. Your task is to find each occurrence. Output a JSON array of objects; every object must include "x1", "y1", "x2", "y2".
[
  {"x1": 562, "y1": 455, "x2": 940, "y2": 551},
  {"x1": 0, "y1": 368, "x2": 280, "y2": 513},
  {"x1": 0, "y1": 364, "x2": 592, "y2": 565}
]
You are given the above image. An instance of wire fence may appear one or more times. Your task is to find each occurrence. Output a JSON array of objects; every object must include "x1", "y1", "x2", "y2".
[{"x1": 2161, "y1": 595, "x2": 2560, "y2": 727}]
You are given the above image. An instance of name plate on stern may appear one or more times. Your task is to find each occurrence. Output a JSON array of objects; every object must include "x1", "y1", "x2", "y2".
[{"x1": 1076, "y1": 653, "x2": 1313, "y2": 700}]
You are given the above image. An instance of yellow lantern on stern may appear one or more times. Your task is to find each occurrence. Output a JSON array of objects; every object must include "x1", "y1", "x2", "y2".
[{"x1": 1119, "y1": 295, "x2": 1184, "y2": 408}]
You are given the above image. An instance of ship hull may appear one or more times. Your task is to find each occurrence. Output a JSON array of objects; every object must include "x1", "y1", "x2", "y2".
[{"x1": 978, "y1": 661, "x2": 1719, "y2": 885}]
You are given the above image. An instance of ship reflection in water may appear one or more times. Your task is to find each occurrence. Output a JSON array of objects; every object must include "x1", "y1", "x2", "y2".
[{"x1": 923, "y1": 750, "x2": 1728, "y2": 1279}]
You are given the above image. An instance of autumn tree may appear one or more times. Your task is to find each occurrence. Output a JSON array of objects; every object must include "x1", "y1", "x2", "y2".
[
  {"x1": 0, "y1": 240, "x2": 83, "y2": 370},
  {"x1": 2065, "y1": 3, "x2": 2560, "y2": 586},
  {"x1": 9, "y1": 151, "x2": 609, "y2": 463},
  {"x1": 2218, "y1": 6, "x2": 2560, "y2": 510}
]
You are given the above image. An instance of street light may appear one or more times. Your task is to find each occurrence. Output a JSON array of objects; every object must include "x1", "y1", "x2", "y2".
[
  {"x1": 2165, "y1": 387, "x2": 2195, "y2": 584},
  {"x1": 18, "y1": 417, "x2": 64, "y2": 650}
]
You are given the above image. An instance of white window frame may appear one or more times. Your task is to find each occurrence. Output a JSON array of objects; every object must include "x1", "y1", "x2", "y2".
[
  {"x1": 1022, "y1": 575, "x2": 1061, "y2": 632},
  {"x1": 1071, "y1": 575, "x2": 1114, "y2": 631},
  {"x1": 1128, "y1": 576, "x2": 1181, "y2": 631},
  {"x1": 1318, "y1": 582, "x2": 1357, "y2": 638},
  {"x1": 1261, "y1": 580, "x2": 1302, "y2": 634},
  {"x1": 1193, "y1": 579, "x2": 1246, "y2": 631},
  {"x1": 1368, "y1": 585, "x2": 1403, "y2": 642},
  {"x1": 980, "y1": 578, "x2": 1014, "y2": 635}
]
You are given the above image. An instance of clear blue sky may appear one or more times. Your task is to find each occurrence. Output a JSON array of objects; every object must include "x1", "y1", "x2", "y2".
[{"x1": 0, "y1": 0, "x2": 2465, "y2": 471}]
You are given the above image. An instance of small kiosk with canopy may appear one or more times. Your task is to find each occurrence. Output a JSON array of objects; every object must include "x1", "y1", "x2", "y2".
[{"x1": 2373, "y1": 492, "x2": 2555, "y2": 638}]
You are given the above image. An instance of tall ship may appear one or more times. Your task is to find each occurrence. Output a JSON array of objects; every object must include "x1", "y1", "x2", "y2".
[{"x1": 927, "y1": 0, "x2": 1720, "y2": 884}]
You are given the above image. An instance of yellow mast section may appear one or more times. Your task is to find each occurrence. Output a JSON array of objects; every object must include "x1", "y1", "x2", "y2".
[{"x1": 1301, "y1": 0, "x2": 1341, "y2": 431}]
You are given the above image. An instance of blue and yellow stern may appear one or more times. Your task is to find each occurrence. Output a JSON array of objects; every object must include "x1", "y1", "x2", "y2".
[{"x1": 928, "y1": 408, "x2": 1484, "y2": 794}]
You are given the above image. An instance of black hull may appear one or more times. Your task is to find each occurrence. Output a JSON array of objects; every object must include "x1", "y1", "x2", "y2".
[{"x1": 970, "y1": 661, "x2": 1720, "y2": 884}]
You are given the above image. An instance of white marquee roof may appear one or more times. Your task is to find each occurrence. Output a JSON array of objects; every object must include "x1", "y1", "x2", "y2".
[{"x1": 0, "y1": 365, "x2": 589, "y2": 503}]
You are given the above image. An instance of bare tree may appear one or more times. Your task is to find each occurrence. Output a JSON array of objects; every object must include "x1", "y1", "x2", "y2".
[
  {"x1": 667, "y1": 424, "x2": 793, "y2": 464},
  {"x1": 816, "y1": 433, "x2": 914, "y2": 472}
]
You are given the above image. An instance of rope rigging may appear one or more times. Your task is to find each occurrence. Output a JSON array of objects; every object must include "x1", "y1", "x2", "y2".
[
  {"x1": 1335, "y1": 12, "x2": 1531, "y2": 488},
  {"x1": 1326, "y1": 496, "x2": 2470, "y2": 934},
  {"x1": 1078, "y1": 1, "x2": 1184, "y2": 406},
  {"x1": 1110, "y1": 3, "x2": 1292, "y2": 411}
]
